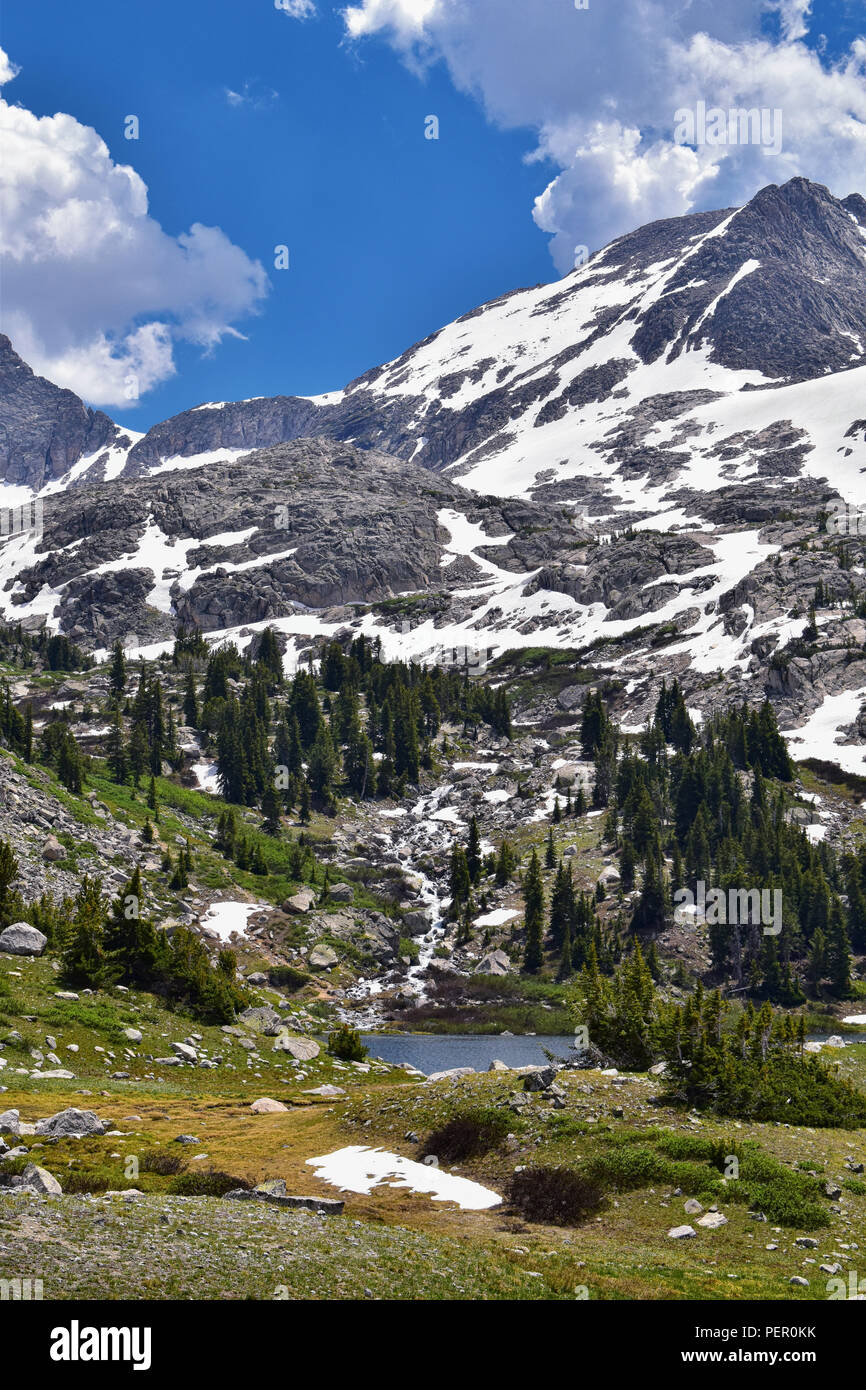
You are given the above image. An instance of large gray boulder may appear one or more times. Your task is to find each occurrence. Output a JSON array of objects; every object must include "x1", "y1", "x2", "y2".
[
  {"x1": 476, "y1": 949, "x2": 511, "y2": 976},
  {"x1": 402, "y1": 910, "x2": 431, "y2": 937},
  {"x1": 309, "y1": 944, "x2": 338, "y2": 970},
  {"x1": 282, "y1": 889, "x2": 316, "y2": 915},
  {"x1": 34, "y1": 1108, "x2": 107, "y2": 1138},
  {"x1": 249, "y1": 1097, "x2": 288, "y2": 1114},
  {"x1": 273, "y1": 1034, "x2": 320, "y2": 1061},
  {"x1": 0, "y1": 923, "x2": 47, "y2": 956},
  {"x1": 0, "y1": 1109, "x2": 20, "y2": 1137},
  {"x1": 239, "y1": 1005, "x2": 282, "y2": 1035},
  {"x1": 326, "y1": 882, "x2": 353, "y2": 904},
  {"x1": 21, "y1": 1162, "x2": 62, "y2": 1195}
]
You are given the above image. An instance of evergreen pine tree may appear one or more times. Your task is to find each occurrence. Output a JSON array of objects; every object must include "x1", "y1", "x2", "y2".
[
  {"x1": 523, "y1": 850, "x2": 545, "y2": 972},
  {"x1": 466, "y1": 816, "x2": 482, "y2": 883}
]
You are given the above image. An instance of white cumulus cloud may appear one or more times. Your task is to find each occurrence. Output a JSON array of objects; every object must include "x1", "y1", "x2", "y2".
[
  {"x1": 275, "y1": 0, "x2": 318, "y2": 18},
  {"x1": 0, "y1": 49, "x2": 269, "y2": 407},
  {"x1": 342, "y1": 0, "x2": 866, "y2": 271}
]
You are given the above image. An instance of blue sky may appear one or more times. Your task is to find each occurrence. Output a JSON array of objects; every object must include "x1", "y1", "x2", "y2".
[
  {"x1": 1, "y1": 0, "x2": 863, "y2": 430},
  {"x1": 1, "y1": 0, "x2": 554, "y2": 427}
]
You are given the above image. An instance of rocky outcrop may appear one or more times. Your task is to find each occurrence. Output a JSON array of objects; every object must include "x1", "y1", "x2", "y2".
[{"x1": 0, "y1": 335, "x2": 131, "y2": 490}]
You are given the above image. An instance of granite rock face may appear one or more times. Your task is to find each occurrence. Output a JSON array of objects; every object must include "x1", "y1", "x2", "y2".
[
  {"x1": 2, "y1": 436, "x2": 587, "y2": 648},
  {"x1": 0, "y1": 336, "x2": 133, "y2": 491}
]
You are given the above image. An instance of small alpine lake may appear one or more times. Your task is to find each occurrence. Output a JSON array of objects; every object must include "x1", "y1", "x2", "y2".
[{"x1": 360, "y1": 1033, "x2": 578, "y2": 1076}]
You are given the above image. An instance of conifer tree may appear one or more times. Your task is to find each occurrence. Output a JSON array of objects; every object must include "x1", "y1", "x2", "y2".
[
  {"x1": 522, "y1": 850, "x2": 545, "y2": 972},
  {"x1": 449, "y1": 844, "x2": 471, "y2": 917},
  {"x1": 467, "y1": 816, "x2": 482, "y2": 883},
  {"x1": 545, "y1": 827, "x2": 556, "y2": 870},
  {"x1": 109, "y1": 640, "x2": 127, "y2": 702},
  {"x1": 107, "y1": 708, "x2": 127, "y2": 785},
  {"x1": 183, "y1": 670, "x2": 199, "y2": 728}
]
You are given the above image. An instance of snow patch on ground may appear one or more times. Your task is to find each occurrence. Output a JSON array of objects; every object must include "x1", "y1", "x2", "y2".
[
  {"x1": 199, "y1": 902, "x2": 265, "y2": 941},
  {"x1": 306, "y1": 1146, "x2": 502, "y2": 1210},
  {"x1": 782, "y1": 689, "x2": 866, "y2": 774},
  {"x1": 473, "y1": 908, "x2": 520, "y2": 928},
  {"x1": 192, "y1": 762, "x2": 221, "y2": 793}
]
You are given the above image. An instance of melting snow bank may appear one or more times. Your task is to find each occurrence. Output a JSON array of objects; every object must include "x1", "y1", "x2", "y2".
[
  {"x1": 306, "y1": 1146, "x2": 501, "y2": 1210},
  {"x1": 200, "y1": 901, "x2": 266, "y2": 941},
  {"x1": 843, "y1": 1015, "x2": 866, "y2": 1026},
  {"x1": 192, "y1": 761, "x2": 221, "y2": 793},
  {"x1": 781, "y1": 689, "x2": 866, "y2": 775}
]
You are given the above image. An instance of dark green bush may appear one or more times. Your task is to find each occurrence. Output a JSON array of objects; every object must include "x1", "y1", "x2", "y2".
[
  {"x1": 507, "y1": 1166, "x2": 605, "y2": 1226},
  {"x1": 140, "y1": 1149, "x2": 188, "y2": 1176},
  {"x1": 424, "y1": 1106, "x2": 511, "y2": 1163},
  {"x1": 169, "y1": 1168, "x2": 250, "y2": 1197},
  {"x1": 327, "y1": 1023, "x2": 367, "y2": 1062},
  {"x1": 267, "y1": 965, "x2": 311, "y2": 992},
  {"x1": 62, "y1": 1171, "x2": 112, "y2": 1194},
  {"x1": 653, "y1": 1131, "x2": 721, "y2": 1162},
  {"x1": 724, "y1": 1144, "x2": 829, "y2": 1229},
  {"x1": 585, "y1": 1144, "x2": 666, "y2": 1190}
]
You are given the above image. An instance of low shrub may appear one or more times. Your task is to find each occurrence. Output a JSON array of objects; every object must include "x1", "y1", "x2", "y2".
[
  {"x1": 62, "y1": 1171, "x2": 112, "y2": 1194},
  {"x1": 424, "y1": 1106, "x2": 511, "y2": 1163},
  {"x1": 506, "y1": 1166, "x2": 605, "y2": 1226},
  {"x1": 327, "y1": 1023, "x2": 367, "y2": 1062},
  {"x1": 724, "y1": 1144, "x2": 829, "y2": 1229},
  {"x1": 267, "y1": 965, "x2": 311, "y2": 992},
  {"x1": 585, "y1": 1144, "x2": 666, "y2": 1190},
  {"x1": 169, "y1": 1168, "x2": 250, "y2": 1197},
  {"x1": 140, "y1": 1149, "x2": 188, "y2": 1176},
  {"x1": 653, "y1": 1132, "x2": 721, "y2": 1162},
  {"x1": 726, "y1": 1180, "x2": 828, "y2": 1230}
]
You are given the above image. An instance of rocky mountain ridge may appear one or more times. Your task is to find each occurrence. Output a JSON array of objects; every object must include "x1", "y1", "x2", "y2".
[{"x1": 3, "y1": 177, "x2": 866, "y2": 769}]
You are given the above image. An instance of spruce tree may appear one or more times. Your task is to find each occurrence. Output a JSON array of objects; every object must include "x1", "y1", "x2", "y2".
[
  {"x1": 467, "y1": 816, "x2": 482, "y2": 883},
  {"x1": 61, "y1": 876, "x2": 106, "y2": 987},
  {"x1": 522, "y1": 850, "x2": 545, "y2": 972},
  {"x1": 109, "y1": 640, "x2": 127, "y2": 702},
  {"x1": 449, "y1": 845, "x2": 471, "y2": 917},
  {"x1": 262, "y1": 783, "x2": 283, "y2": 836},
  {"x1": 827, "y1": 913, "x2": 852, "y2": 996},
  {"x1": 183, "y1": 670, "x2": 199, "y2": 728},
  {"x1": 545, "y1": 827, "x2": 556, "y2": 870},
  {"x1": 107, "y1": 708, "x2": 127, "y2": 785}
]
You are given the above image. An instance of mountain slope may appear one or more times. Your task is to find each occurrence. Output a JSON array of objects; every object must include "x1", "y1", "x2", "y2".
[
  {"x1": 4, "y1": 177, "x2": 865, "y2": 516},
  {"x1": 4, "y1": 178, "x2": 866, "y2": 768},
  {"x1": 63, "y1": 176, "x2": 866, "y2": 520}
]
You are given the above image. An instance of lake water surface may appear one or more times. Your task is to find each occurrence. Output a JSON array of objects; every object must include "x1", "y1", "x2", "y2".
[
  {"x1": 360, "y1": 1031, "x2": 866, "y2": 1076},
  {"x1": 360, "y1": 1033, "x2": 578, "y2": 1075}
]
